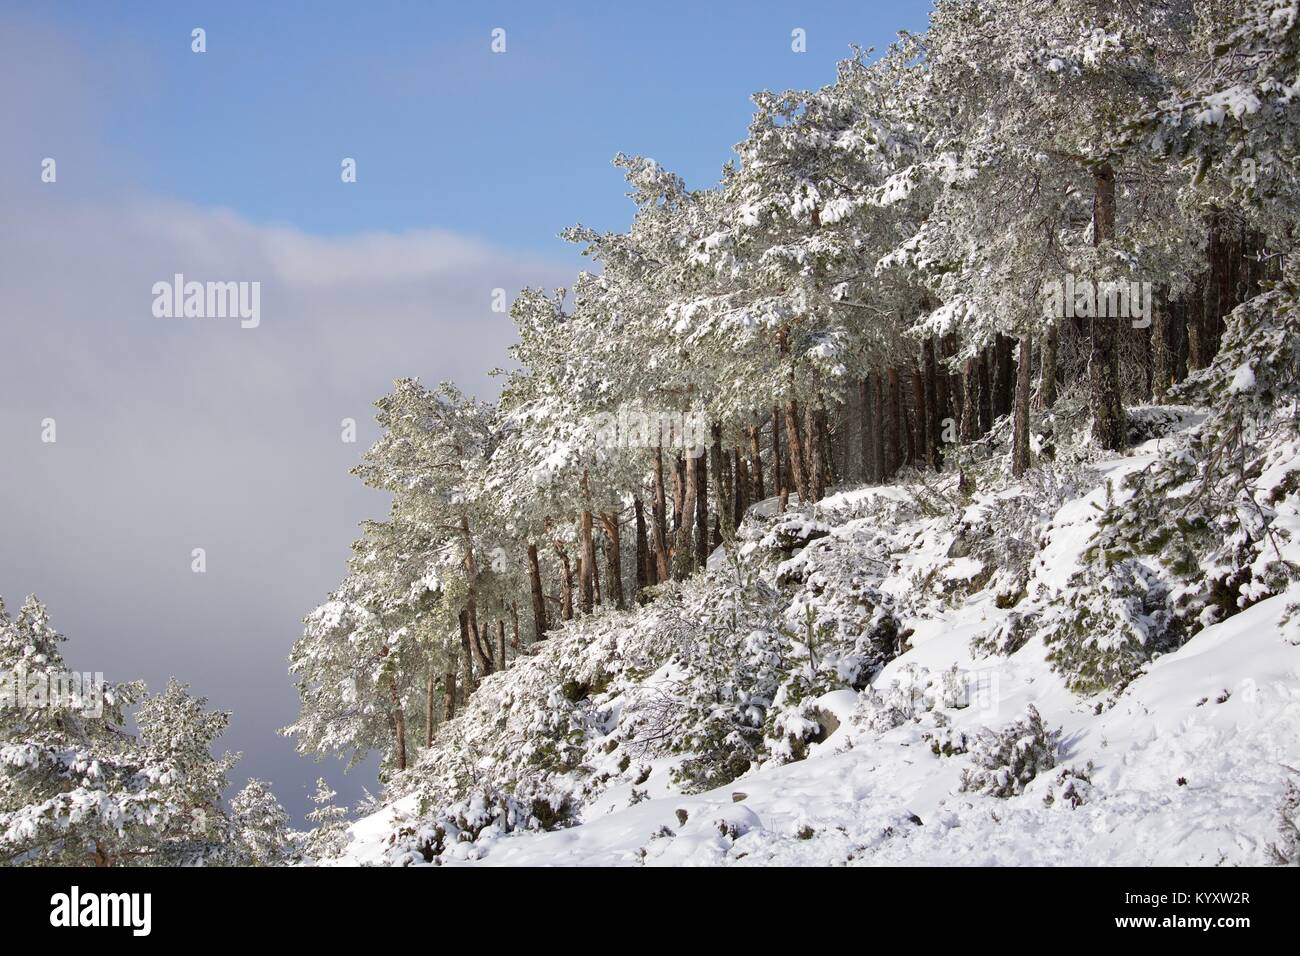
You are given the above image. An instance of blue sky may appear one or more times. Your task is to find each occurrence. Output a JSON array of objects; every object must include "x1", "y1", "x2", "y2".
[
  {"x1": 24, "y1": 0, "x2": 932, "y2": 253},
  {"x1": 0, "y1": 1, "x2": 934, "y2": 825}
]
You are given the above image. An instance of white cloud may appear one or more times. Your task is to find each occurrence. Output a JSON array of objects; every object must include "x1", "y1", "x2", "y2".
[{"x1": 0, "y1": 14, "x2": 574, "y2": 822}]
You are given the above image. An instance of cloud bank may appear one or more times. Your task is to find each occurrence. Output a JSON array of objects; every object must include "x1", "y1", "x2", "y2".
[{"x1": 0, "y1": 16, "x2": 574, "y2": 821}]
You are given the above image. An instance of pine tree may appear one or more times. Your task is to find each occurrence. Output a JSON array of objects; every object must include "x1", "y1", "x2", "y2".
[
  {"x1": 1, "y1": 596, "x2": 258, "y2": 867},
  {"x1": 229, "y1": 778, "x2": 292, "y2": 866},
  {"x1": 304, "y1": 776, "x2": 350, "y2": 860}
]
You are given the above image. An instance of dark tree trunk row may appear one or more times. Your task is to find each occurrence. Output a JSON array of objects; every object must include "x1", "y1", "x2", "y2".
[{"x1": 1089, "y1": 162, "x2": 1125, "y2": 450}]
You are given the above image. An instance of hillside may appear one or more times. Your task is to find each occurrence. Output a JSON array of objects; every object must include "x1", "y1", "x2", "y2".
[{"x1": 327, "y1": 407, "x2": 1300, "y2": 866}]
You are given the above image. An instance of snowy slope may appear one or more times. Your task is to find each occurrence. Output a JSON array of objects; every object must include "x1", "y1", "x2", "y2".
[
  {"x1": 333, "y1": 419, "x2": 1300, "y2": 867},
  {"x1": 339, "y1": 595, "x2": 1299, "y2": 867}
]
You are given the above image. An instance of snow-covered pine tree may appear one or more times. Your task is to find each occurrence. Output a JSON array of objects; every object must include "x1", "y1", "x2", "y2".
[
  {"x1": 284, "y1": 517, "x2": 450, "y2": 775},
  {"x1": 304, "y1": 776, "x2": 350, "y2": 860},
  {"x1": 228, "y1": 777, "x2": 293, "y2": 866},
  {"x1": 1, "y1": 596, "x2": 260, "y2": 866}
]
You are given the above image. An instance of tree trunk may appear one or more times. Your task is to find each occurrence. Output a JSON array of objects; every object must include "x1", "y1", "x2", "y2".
[
  {"x1": 527, "y1": 541, "x2": 547, "y2": 641},
  {"x1": 858, "y1": 377, "x2": 871, "y2": 481},
  {"x1": 389, "y1": 678, "x2": 407, "y2": 772},
  {"x1": 908, "y1": 365, "x2": 926, "y2": 467},
  {"x1": 1138, "y1": 307, "x2": 1153, "y2": 399},
  {"x1": 1187, "y1": 279, "x2": 1205, "y2": 372},
  {"x1": 424, "y1": 669, "x2": 435, "y2": 748},
  {"x1": 672, "y1": 453, "x2": 686, "y2": 533},
  {"x1": 784, "y1": 398, "x2": 811, "y2": 503},
  {"x1": 749, "y1": 423, "x2": 765, "y2": 501},
  {"x1": 652, "y1": 448, "x2": 671, "y2": 583},
  {"x1": 496, "y1": 620, "x2": 507, "y2": 671},
  {"x1": 469, "y1": 613, "x2": 493, "y2": 677},
  {"x1": 709, "y1": 422, "x2": 733, "y2": 541},
  {"x1": 1011, "y1": 334, "x2": 1032, "y2": 476},
  {"x1": 807, "y1": 403, "x2": 826, "y2": 501},
  {"x1": 943, "y1": 333, "x2": 963, "y2": 433},
  {"x1": 1207, "y1": 212, "x2": 1227, "y2": 359},
  {"x1": 816, "y1": 401, "x2": 835, "y2": 488},
  {"x1": 923, "y1": 339, "x2": 941, "y2": 469},
  {"x1": 578, "y1": 471, "x2": 596, "y2": 614},
  {"x1": 975, "y1": 349, "x2": 991, "y2": 433},
  {"x1": 931, "y1": 342, "x2": 949, "y2": 465},
  {"x1": 884, "y1": 367, "x2": 901, "y2": 477},
  {"x1": 1089, "y1": 161, "x2": 1125, "y2": 450},
  {"x1": 1170, "y1": 295, "x2": 1189, "y2": 384},
  {"x1": 598, "y1": 512, "x2": 624, "y2": 609},
  {"x1": 1037, "y1": 322, "x2": 1059, "y2": 409},
  {"x1": 1152, "y1": 286, "x2": 1171, "y2": 404},
  {"x1": 870, "y1": 371, "x2": 885, "y2": 481},
  {"x1": 733, "y1": 449, "x2": 748, "y2": 528},
  {"x1": 552, "y1": 542, "x2": 574, "y2": 621},
  {"x1": 1206, "y1": 227, "x2": 1225, "y2": 362},
  {"x1": 458, "y1": 610, "x2": 477, "y2": 693},
  {"x1": 994, "y1": 334, "x2": 1015, "y2": 420},
  {"x1": 772, "y1": 406, "x2": 786, "y2": 510},
  {"x1": 672, "y1": 451, "x2": 698, "y2": 577},
  {"x1": 458, "y1": 514, "x2": 488, "y2": 675},
  {"x1": 633, "y1": 497, "x2": 650, "y2": 601},
  {"x1": 961, "y1": 357, "x2": 980, "y2": 443},
  {"x1": 442, "y1": 671, "x2": 456, "y2": 722},
  {"x1": 694, "y1": 450, "x2": 709, "y2": 568}
]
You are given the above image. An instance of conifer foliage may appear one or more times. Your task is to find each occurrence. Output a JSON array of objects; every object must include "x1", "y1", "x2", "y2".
[
  {"x1": 0, "y1": 596, "x2": 293, "y2": 866},
  {"x1": 285, "y1": 0, "x2": 1300, "y2": 791},
  {"x1": 8, "y1": 0, "x2": 1298, "y2": 868}
]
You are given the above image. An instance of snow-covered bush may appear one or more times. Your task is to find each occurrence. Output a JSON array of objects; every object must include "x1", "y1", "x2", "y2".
[
  {"x1": 303, "y1": 778, "x2": 351, "y2": 861},
  {"x1": 229, "y1": 778, "x2": 293, "y2": 866},
  {"x1": 1042, "y1": 763, "x2": 1095, "y2": 809},
  {"x1": 767, "y1": 696, "x2": 843, "y2": 764},
  {"x1": 1086, "y1": 265, "x2": 1300, "y2": 644},
  {"x1": 637, "y1": 573, "x2": 787, "y2": 791},
  {"x1": 950, "y1": 466, "x2": 1089, "y2": 609},
  {"x1": 1042, "y1": 557, "x2": 1183, "y2": 693},
  {"x1": 775, "y1": 513, "x2": 911, "y2": 690},
  {"x1": 1272, "y1": 775, "x2": 1300, "y2": 865},
  {"x1": 852, "y1": 682, "x2": 918, "y2": 734},
  {"x1": 381, "y1": 784, "x2": 578, "y2": 865},
  {"x1": 852, "y1": 665, "x2": 970, "y2": 735},
  {"x1": 927, "y1": 724, "x2": 971, "y2": 757},
  {"x1": 1040, "y1": 276, "x2": 1300, "y2": 698},
  {"x1": 959, "y1": 705, "x2": 1061, "y2": 798},
  {"x1": 1124, "y1": 404, "x2": 1198, "y2": 444},
  {"x1": 970, "y1": 609, "x2": 1039, "y2": 658},
  {"x1": 758, "y1": 514, "x2": 833, "y2": 560}
]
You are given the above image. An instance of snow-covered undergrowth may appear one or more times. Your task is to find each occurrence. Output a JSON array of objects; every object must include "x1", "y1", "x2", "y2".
[{"x1": 328, "y1": 406, "x2": 1300, "y2": 866}]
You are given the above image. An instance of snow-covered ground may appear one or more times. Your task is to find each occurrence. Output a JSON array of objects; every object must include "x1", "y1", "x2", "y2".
[{"x1": 333, "y1": 424, "x2": 1300, "y2": 867}]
